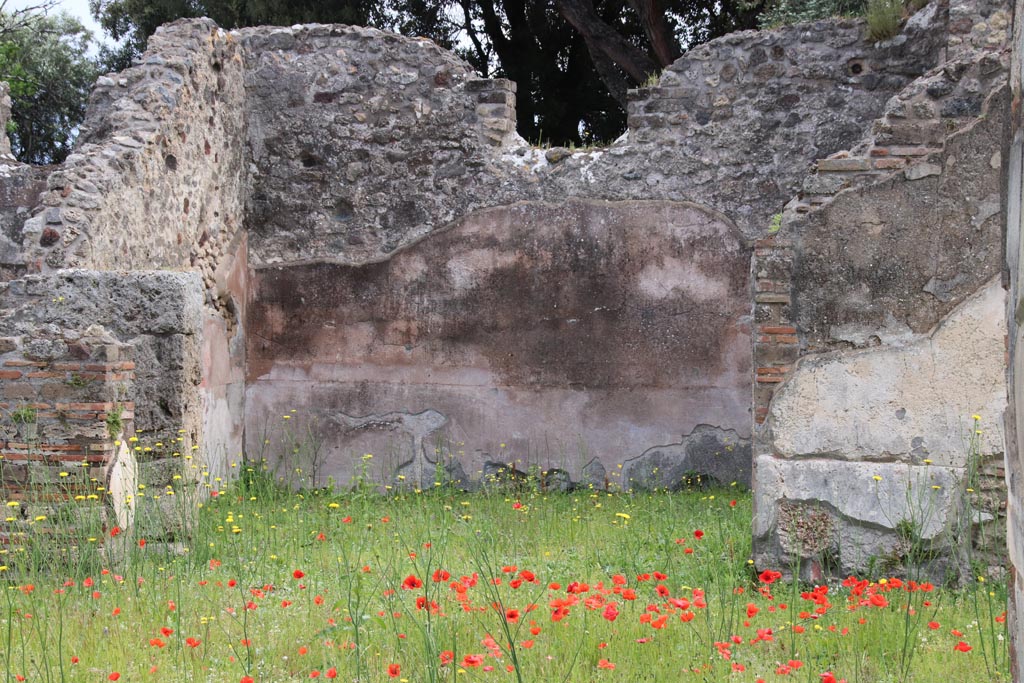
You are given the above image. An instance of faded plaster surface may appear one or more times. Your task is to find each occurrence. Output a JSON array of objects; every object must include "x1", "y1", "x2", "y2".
[
  {"x1": 769, "y1": 278, "x2": 1006, "y2": 466},
  {"x1": 199, "y1": 234, "x2": 248, "y2": 481},
  {"x1": 754, "y1": 277, "x2": 1007, "y2": 579},
  {"x1": 246, "y1": 199, "x2": 752, "y2": 487}
]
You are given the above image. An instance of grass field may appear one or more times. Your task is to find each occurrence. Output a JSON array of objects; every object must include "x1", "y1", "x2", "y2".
[{"x1": 0, "y1": 472, "x2": 1010, "y2": 683}]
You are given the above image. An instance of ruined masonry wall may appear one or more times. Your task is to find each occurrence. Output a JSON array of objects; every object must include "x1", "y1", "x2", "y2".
[
  {"x1": 0, "y1": 271, "x2": 207, "y2": 545},
  {"x1": 12, "y1": 20, "x2": 251, "y2": 488},
  {"x1": 1002, "y1": 0, "x2": 1024, "y2": 670},
  {"x1": 0, "y1": 82, "x2": 49, "y2": 280},
  {"x1": 239, "y1": 10, "x2": 947, "y2": 271},
  {"x1": 564, "y1": 10, "x2": 946, "y2": 237},
  {"x1": 22, "y1": 19, "x2": 248, "y2": 284},
  {"x1": 236, "y1": 24, "x2": 522, "y2": 266},
  {"x1": 752, "y1": 0, "x2": 1011, "y2": 581}
]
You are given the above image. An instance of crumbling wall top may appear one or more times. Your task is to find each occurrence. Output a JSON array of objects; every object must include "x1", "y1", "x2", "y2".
[
  {"x1": 531, "y1": 9, "x2": 948, "y2": 237},
  {"x1": 235, "y1": 22, "x2": 526, "y2": 266},
  {"x1": 21, "y1": 18, "x2": 249, "y2": 278}
]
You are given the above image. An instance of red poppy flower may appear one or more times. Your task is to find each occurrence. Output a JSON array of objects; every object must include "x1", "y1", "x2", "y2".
[
  {"x1": 440, "y1": 651, "x2": 454, "y2": 665},
  {"x1": 293, "y1": 570, "x2": 305, "y2": 580},
  {"x1": 597, "y1": 659, "x2": 616, "y2": 670},
  {"x1": 326, "y1": 669, "x2": 337, "y2": 679},
  {"x1": 954, "y1": 641, "x2": 972, "y2": 652},
  {"x1": 402, "y1": 575, "x2": 423, "y2": 590},
  {"x1": 109, "y1": 674, "x2": 121, "y2": 681},
  {"x1": 694, "y1": 530, "x2": 704, "y2": 539},
  {"x1": 387, "y1": 664, "x2": 400, "y2": 678}
]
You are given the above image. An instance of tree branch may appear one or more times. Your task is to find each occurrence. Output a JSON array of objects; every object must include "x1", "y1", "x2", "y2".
[
  {"x1": 457, "y1": 0, "x2": 490, "y2": 75},
  {"x1": 625, "y1": 0, "x2": 681, "y2": 67},
  {"x1": 554, "y1": 0, "x2": 659, "y2": 83}
]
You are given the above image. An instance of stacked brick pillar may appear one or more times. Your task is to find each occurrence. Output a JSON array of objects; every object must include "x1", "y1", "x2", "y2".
[
  {"x1": 752, "y1": 234, "x2": 798, "y2": 427},
  {"x1": 0, "y1": 335, "x2": 136, "y2": 559}
]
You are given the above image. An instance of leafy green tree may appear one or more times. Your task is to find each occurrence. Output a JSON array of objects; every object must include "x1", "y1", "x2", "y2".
[{"x1": 0, "y1": 11, "x2": 99, "y2": 164}]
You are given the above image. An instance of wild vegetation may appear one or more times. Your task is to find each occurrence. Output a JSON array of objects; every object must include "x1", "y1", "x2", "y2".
[{"x1": 0, "y1": 444, "x2": 1009, "y2": 683}]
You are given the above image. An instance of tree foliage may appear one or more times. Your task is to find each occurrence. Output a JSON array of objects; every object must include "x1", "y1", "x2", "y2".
[
  {"x1": 92, "y1": 0, "x2": 764, "y2": 146},
  {"x1": 0, "y1": 10, "x2": 100, "y2": 164}
]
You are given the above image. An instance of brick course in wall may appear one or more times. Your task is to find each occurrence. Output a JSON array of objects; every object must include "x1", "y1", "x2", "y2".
[
  {"x1": 752, "y1": 235, "x2": 798, "y2": 428},
  {"x1": 0, "y1": 337, "x2": 135, "y2": 557}
]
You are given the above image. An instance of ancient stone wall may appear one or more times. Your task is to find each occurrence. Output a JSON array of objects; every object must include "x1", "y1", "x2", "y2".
[
  {"x1": 1002, "y1": 0, "x2": 1023, "y2": 670},
  {"x1": 237, "y1": 24, "x2": 522, "y2": 266},
  {"x1": 0, "y1": 82, "x2": 50, "y2": 281},
  {"x1": 563, "y1": 10, "x2": 946, "y2": 236},
  {"x1": 22, "y1": 19, "x2": 248, "y2": 276},
  {"x1": 236, "y1": 9, "x2": 957, "y2": 492},
  {"x1": 239, "y1": 10, "x2": 947, "y2": 271},
  {"x1": 0, "y1": 270, "x2": 207, "y2": 550},
  {"x1": 3, "y1": 20, "x2": 251, "y2": 492},
  {"x1": 753, "y1": 0, "x2": 1011, "y2": 581},
  {"x1": 0, "y1": 0, "x2": 1013, "y2": 579}
]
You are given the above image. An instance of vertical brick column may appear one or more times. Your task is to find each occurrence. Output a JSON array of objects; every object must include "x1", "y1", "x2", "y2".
[
  {"x1": 752, "y1": 234, "x2": 798, "y2": 430},
  {"x1": 0, "y1": 338, "x2": 136, "y2": 555},
  {"x1": 467, "y1": 78, "x2": 517, "y2": 147}
]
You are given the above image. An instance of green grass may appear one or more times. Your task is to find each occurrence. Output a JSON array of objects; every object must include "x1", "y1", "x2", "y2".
[{"x1": 0, "y1": 482, "x2": 1010, "y2": 682}]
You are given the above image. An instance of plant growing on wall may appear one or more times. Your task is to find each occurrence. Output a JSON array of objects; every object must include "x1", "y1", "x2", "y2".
[
  {"x1": 105, "y1": 403, "x2": 124, "y2": 439},
  {"x1": 9, "y1": 403, "x2": 37, "y2": 440},
  {"x1": 10, "y1": 404, "x2": 36, "y2": 425}
]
